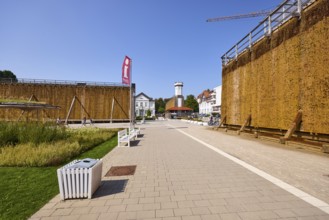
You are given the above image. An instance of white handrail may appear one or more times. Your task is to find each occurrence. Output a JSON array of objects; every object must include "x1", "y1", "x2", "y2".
[{"x1": 221, "y1": 0, "x2": 315, "y2": 66}]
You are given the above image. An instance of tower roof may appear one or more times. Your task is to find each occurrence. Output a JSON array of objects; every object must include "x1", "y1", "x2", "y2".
[{"x1": 174, "y1": 82, "x2": 183, "y2": 87}]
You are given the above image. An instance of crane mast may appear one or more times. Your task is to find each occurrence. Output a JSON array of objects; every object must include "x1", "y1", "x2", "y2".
[{"x1": 206, "y1": 10, "x2": 271, "y2": 22}]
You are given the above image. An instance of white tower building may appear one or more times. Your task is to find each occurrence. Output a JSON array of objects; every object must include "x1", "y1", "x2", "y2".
[
  {"x1": 174, "y1": 82, "x2": 183, "y2": 96},
  {"x1": 174, "y1": 82, "x2": 183, "y2": 107}
]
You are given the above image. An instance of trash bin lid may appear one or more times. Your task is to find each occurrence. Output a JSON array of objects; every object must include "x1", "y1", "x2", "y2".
[{"x1": 67, "y1": 158, "x2": 98, "y2": 169}]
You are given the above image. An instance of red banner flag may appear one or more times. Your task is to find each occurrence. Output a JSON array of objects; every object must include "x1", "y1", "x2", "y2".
[{"x1": 122, "y1": 56, "x2": 131, "y2": 85}]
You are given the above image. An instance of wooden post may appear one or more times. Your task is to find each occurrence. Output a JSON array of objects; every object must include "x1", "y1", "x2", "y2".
[
  {"x1": 280, "y1": 110, "x2": 303, "y2": 144},
  {"x1": 322, "y1": 144, "x2": 329, "y2": 153},
  {"x1": 237, "y1": 114, "x2": 251, "y2": 135},
  {"x1": 254, "y1": 131, "x2": 259, "y2": 138}
]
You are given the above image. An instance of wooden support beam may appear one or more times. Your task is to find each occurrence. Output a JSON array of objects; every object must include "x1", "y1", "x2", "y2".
[
  {"x1": 280, "y1": 110, "x2": 303, "y2": 144},
  {"x1": 17, "y1": 95, "x2": 34, "y2": 121},
  {"x1": 237, "y1": 114, "x2": 251, "y2": 135},
  {"x1": 17, "y1": 94, "x2": 51, "y2": 121},
  {"x1": 65, "y1": 96, "x2": 76, "y2": 125},
  {"x1": 64, "y1": 96, "x2": 93, "y2": 125},
  {"x1": 217, "y1": 115, "x2": 226, "y2": 128},
  {"x1": 31, "y1": 94, "x2": 51, "y2": 120},
  {"x1": 110, "y1": 97, "x2": 115, "y2": 123},
  {"x1": 75, "y1": 96, "x2": 92, "y2": 120}
]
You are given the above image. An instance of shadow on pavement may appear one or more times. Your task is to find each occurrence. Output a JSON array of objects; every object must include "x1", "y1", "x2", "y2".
[
  {"x1": 130, "y1": 140, "x2": 141, "y2": 147},
  {"x1": 93, "y1": 179, "x2": 128, "y2": 198}
]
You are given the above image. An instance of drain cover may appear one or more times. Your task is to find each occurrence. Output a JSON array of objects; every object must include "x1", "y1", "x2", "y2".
[{"x1": 105, "y1": 165, "x2": 137, "y2": 176}]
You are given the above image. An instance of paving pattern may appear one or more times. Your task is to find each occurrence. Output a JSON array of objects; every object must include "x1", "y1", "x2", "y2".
[{"x1": 30, "y1": 120, "x2": 329, "y2": 220}]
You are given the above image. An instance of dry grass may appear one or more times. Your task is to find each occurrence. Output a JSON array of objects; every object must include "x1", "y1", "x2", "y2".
[{"x1": 0, "y1": 98, "x2": 45, "y2": 104}]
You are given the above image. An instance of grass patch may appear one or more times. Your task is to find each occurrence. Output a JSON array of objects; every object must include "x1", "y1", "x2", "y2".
[
  {"x1": 0, "y1": 122, "x2": 120, "y2": 219},
  {"x1": 0, "y1": 136, "x2": 118, "y2": 220},
  {"x1": 0, "y1": 167, "x2": 58, "y2": 220},
  {"x1": 75, "y1": 135, "x2": 118, "y2": 159}
]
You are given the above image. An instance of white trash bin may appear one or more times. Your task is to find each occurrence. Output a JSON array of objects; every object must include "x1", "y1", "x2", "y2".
[{"x1": 57, "y1": 158, "x2": 102, "y2": 200}]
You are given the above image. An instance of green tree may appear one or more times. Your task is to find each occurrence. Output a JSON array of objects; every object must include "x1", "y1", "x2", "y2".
[
  {"x1": 185, "y1": 95, "x2": 199, "y2": 112},
  {"x1": 146, "y1": 109, "x2": 151, "y2": 117},
  {"x1": 0, "y1": 70, "x2": 18, "y2": 82},
  {"x1": 158, "y1": 107, "x2": 165, "y2": 114},
  {"x1": 155, "y1": 98, "x2": 166, "y2": 113}
]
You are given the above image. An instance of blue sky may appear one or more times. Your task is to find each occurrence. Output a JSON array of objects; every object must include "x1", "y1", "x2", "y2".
[{"x1": 0, "y1": 0, "x2": 281, "y2": 99}]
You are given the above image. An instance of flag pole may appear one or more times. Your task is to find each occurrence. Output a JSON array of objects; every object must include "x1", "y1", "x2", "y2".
[
  {"x1": 130, "y1": 58, "x2": 132, "y2": 127},
  {"x1": 122, "y1": 56, "x2": 133, "y2": 127}
]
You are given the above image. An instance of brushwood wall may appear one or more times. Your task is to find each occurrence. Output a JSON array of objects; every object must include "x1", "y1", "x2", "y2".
[
  {"x1": 0, "y1": 83, "x2": 131, "y2": 121},
  {"x1": 222, "y1": 0, "x2": 329, "y2": 134}
]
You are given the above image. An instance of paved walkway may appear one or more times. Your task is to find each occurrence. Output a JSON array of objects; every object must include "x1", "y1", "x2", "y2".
[{"x1": 30, "y1": 120, "x2": 329, "y2": 220}]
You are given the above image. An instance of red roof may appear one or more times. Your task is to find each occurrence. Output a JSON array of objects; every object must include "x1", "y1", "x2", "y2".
[
  {"x1": 197, "y1": 89, "x2": 213, "y2": 99},
  {"x1": 167, "y1": 106, "x2": 193, "y2": 111}
]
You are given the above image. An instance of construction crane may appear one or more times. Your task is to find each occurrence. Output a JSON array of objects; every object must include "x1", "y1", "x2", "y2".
[{"x1": 206, "y1": 10, "x2": 271, "y2": 22}]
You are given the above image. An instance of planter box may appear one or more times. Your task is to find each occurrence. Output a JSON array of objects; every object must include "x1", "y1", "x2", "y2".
[{"x1": 57, "y1": 158, "x2": 102, "y2": 200}]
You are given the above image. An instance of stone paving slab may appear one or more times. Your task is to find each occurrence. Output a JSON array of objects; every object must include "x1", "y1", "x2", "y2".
[
  {"x1": 30, "y1": 120, "x2": 329, "y2": 220},
  {"x1": 175, "y1": 120, "x2": 329, "y2": 205}
]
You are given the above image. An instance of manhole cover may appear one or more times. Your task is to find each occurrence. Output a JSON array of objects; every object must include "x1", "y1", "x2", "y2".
[{"x1": 105, "y1": 165, "x2": 137, "y2": 176}]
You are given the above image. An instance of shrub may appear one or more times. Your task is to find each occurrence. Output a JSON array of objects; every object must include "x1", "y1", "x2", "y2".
[
  {"x1": 0, "y1": 122, "x2": 19, "y2": 146},
  {"x1": 0, "y1": 122, "x2": 69, "y2": 147},
  {"x1": 146, "y1": 109, "x2": 151, "y2": 117},
  {"x1": 0, "y1": 122, "x2": 117, "y2": 167},
  {"x1": 136, "y1": 116, "x2": 143, "y2": 120}
]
